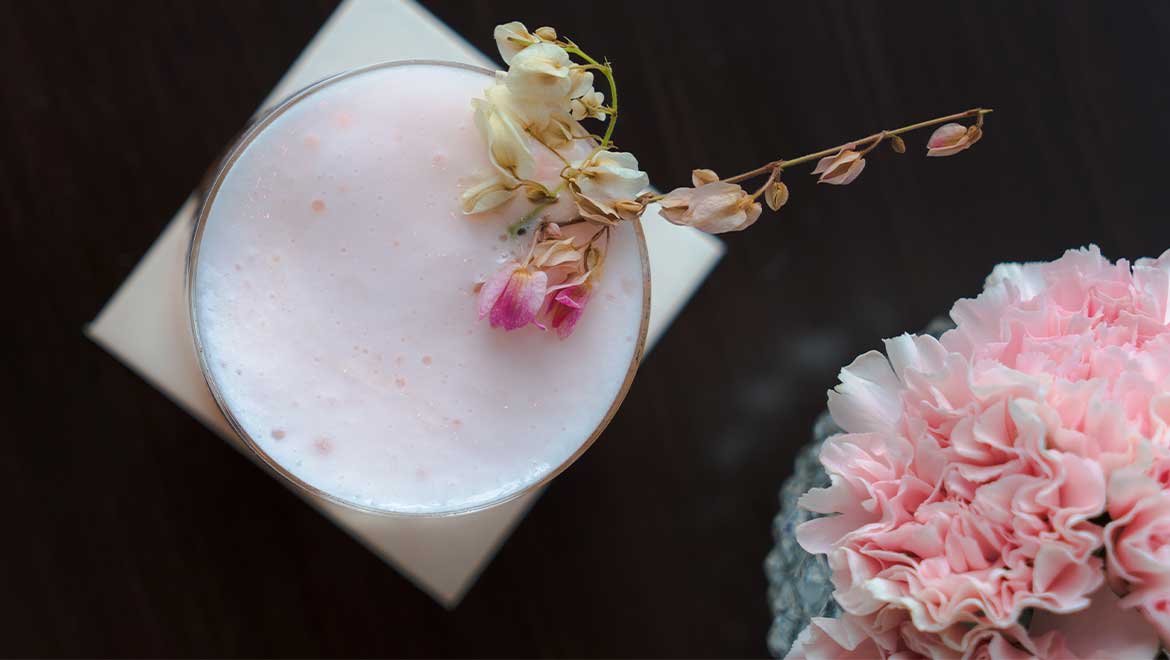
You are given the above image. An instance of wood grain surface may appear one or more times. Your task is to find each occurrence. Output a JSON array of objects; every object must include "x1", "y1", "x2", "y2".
[{"x1": 4, "y1": 0, "x2": 1169, "y2": 656}]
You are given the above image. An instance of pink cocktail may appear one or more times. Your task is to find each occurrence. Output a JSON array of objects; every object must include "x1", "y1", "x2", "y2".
[{"x1": 188, "y1": 61, "x2": 649, "y2": 515}]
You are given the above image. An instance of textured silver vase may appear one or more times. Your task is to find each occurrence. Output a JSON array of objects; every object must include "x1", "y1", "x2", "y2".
[{"x1": 764, "y1": 412, "x2": 841, "y2": 658}]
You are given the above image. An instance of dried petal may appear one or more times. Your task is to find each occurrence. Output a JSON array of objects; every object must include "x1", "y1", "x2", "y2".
[
  {"x1": 523, "y1": 182, "x2": 553, "y2": 202},
  {"x1": 657, "y1": 187, "x2": 695, "y2": 225},
  {"x1": 926, "y1": 122, "x2": 982, "y2": 157},
  {"x1": 765, "y1": 181, "x2": 789, "y2": 211},
  {"x1": 658, "y1": 181, "x2": 761, "y2": 233},
  {"x1": 533, "y1": 26, "x2": 558, "y2": 41},
  {"x1": 572, "y1": 188, "x2": 620, "y2": 226},
  {"x1": 613, "y1": 198, "x2": 645, "y2": 222},
  {"x1": 531, "y1": 237, "x2": 584, "y2": 268},
  {"x1": 890, "y1": 135, "x2": 907, "y2": 153},
  {"x1": 813, "y1": 149, "x2": 866, "y2": 185},
  {"x1": 691, "y1": 168, "x2": 720, "y2": 186},
  {"x1": 460, "y1": 176, "x2": 515, "y2": 214},
  {"x1": 547, "y1": 285, "x2": 591, "y2": 339}
]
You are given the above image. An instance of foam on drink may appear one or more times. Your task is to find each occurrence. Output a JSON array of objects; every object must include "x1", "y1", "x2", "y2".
[{"x1": 191, "y1": 62, "x2": 646, "y2": 514}]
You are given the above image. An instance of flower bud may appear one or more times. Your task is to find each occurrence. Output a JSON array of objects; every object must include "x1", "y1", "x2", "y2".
[
  {"x1": 765, "y1": 181, "x2": 789, "y2": 212},
  {"x1": 926, "y1": 122, "x2": 982, "y2": 157},
  {"x1": 691, "y1": 168, "x2": 720, "y2": 186}
]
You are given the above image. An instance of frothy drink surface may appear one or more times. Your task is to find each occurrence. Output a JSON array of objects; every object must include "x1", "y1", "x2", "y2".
[{"x1": 192, "y1": 63, "x2": 645, "y2": 514}]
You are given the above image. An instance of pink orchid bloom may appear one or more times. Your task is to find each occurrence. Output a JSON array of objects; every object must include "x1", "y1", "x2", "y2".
[
  {"x1": 545, "y1": 285, "x2": 591, "y2": 339},
  {"x1": 477, "y1": 261, "x2": 548, "y2": 331}
]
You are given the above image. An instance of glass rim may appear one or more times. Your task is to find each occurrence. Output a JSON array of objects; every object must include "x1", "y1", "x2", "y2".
[{"x1": 185, "y1": 59, "x2": 652, "y2": 518}]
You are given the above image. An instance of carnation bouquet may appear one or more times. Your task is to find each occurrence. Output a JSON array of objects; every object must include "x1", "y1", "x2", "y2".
[{"x1": 784, "y1": 246, "x2": 1170, "y2": 659}]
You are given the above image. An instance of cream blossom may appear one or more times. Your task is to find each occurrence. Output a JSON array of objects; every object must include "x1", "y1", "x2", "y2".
[
  {"x1": 658, "y1": 181, "x2": 762, "y2": 233},
  {"x1": 569, "y1": 68, "x2": 595, "y2": 100},
  {"x1": 472, "y1": 94, "x2": 535, "y2": 182},
  {"x1": 570, "y1": 89, "x2": 606, "y2": 120},
  {"x1": 493, "y1": 21, "x2": 541, "y2": 65},
  {"x1": 570, "y1": 151, "x2": 649, "y2": 217},
  {"x1": 505, "y1": 42, "x2": 575, "y2": 107}
]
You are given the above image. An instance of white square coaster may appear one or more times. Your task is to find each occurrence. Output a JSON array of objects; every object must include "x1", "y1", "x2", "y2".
[{"x1": 87, "y1": 0, "x2": 723, "y2": 607}]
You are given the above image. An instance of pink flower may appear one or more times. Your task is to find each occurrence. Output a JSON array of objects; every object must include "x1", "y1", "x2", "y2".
[
  {"x1": 477, "y1": 261, "x2": 548, "y2": 330},
  {"x1": 544, "y1": 285, "x2": 591, "y2": 339},
  {"x1": 812, "y1": 148, "x2": 866, "y2": 185},
  {"x1": 1030, "y1": 584, "x2": 1161, "y2": 659},
  {"x1": 1104, "y1": 459, "x2": 1170, "y2": 646},
  {"x1": 786, "y1": 610, "x2": 1078, "y2": 660},
  {"x1": 927, "y1": 122, "x2": 983, "y2": 157},
  {"x1": 798, "y1": 245, "x2": 1170, "y2": 646}
]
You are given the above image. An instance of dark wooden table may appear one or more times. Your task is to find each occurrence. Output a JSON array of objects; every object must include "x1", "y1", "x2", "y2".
[{"x1": 5, "y1": 1, "x2": 1170, "y2": 656}]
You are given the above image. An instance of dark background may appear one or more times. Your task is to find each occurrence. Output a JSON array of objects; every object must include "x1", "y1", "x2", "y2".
[{"x1": 4, "y1": 0, "x2": 1169, "y2": 656}]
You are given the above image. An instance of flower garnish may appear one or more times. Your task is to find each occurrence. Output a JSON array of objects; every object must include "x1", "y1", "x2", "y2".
[
  {"x1": 659, "y1": 181, "x2": 762, "y2": 234},
  {"x1": 545, "y1": 284, "x2": 591, "y2": 339},
  {"x1": 811, "y1": 147, "x2": 866, "y2": 185},
  {"x1": 464, "y1": 19, "x2": 991, "y2": 338},
  {"x1": 927, "y1": 120, "x2": 984, "y2": 157},
  {"x1": 472, "y1": 93, "x2": 534, "y2": 182},
  {"x1": 477, "y1": 261, "x2": 548, "y2": 331},
  {"x1": 569, "y1": 151, "x2": 649, "y2": 222}
]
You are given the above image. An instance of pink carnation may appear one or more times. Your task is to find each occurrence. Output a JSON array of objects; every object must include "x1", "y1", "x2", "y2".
[
  {"x1": 794, "y1": 246, "x2": 1170, "y2": 652},
  {"x1": 1105, "y1": 457, "x2": 1170, "y2": 644},
  {"x1": 785, "y1": 609, "x2": 1076, "y2": 660}
]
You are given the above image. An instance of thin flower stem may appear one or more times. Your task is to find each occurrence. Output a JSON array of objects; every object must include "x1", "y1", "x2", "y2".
[
  {"x1": 564, "y1": 43, "x2": 618, "y2": 149},
  {"x1": 507, "y1": 182, "x2": 569, "y2": 237},
  {"x1": 723, "y1": 108, "x2": 992, "y2": 185},
  {"x1": 779, "y1": 108, "x2": 993, "y2": 170},
  {"x1": 857, "y1": 131, "x2": 888, "y2": 157},
  {"x1": 508, "y1": 199, "x2": 555, "y2": 237},
  {"x1": 749, "y1": 167, "x2": 781, "y2": 202},
  {"x1": 723, "y1": 162, "x2": 779, "y2": 185}
]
